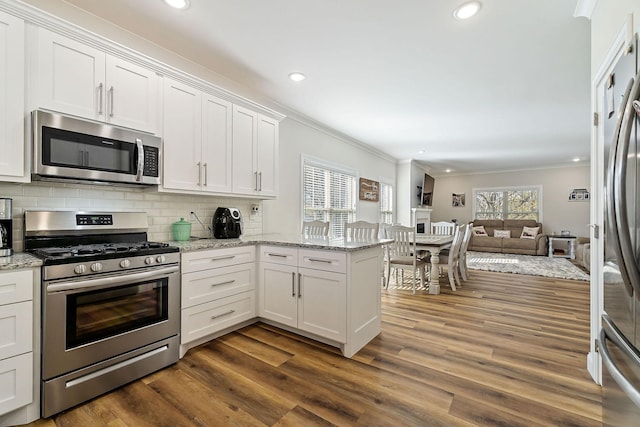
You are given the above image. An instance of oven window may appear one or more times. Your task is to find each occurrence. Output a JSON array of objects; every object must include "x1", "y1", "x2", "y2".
[{"x1": 66, "y1": 279, "x2": 168, "y2": 348}]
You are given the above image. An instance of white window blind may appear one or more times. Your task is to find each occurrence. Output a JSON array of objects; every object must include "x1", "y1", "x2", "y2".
[
  {"x1": 473, "y1": 187, "x2": 541, "y2": 221},
  {"x1": 380, "y1": 182, "x2": 393, "y2": 224},
  {"x1": 303, "y1": 161, "x2": 356, "y2": 238}
]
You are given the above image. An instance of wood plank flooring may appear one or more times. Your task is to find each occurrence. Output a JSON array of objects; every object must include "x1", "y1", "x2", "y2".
[{"x1": 27, "y1": 270, "x2": 601, "y2": 426}]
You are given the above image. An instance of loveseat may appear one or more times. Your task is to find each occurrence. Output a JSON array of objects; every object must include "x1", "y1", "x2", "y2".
[{"x1": 469, "y1": 219, "x2": 547, "y2": 256}]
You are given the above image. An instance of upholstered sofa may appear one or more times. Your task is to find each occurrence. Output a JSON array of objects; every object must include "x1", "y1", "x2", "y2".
[
  {"x1": 469, "y1": 219, "x2": 547, "y2": 256},
  {"x1": 576, "y1": 237, "x2": 590, "y2": 272}
]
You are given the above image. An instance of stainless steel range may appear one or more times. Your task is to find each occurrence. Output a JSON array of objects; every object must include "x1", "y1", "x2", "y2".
[{"x1": 24, "y1": 211, "x2": 181, "y2": 418}]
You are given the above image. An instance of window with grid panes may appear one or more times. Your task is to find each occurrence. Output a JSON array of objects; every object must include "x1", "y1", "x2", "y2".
[
  {"x1": 303, "y1": 161, "x2": 357, "y2": 238},
  {"x1": 379, "y1": 182, "x2": 393, "y2": 224},
  {"x1": 473, "y1": 186, "x2": 541, "y2": 221}
]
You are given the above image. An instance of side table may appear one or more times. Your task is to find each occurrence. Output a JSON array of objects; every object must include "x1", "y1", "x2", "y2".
[{"x1": 548, "y1": 236, "x2": 577, "y2": 259}]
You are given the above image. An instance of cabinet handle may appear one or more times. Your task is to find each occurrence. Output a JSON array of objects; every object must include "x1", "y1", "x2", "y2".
[
  {"x1": 210, "y1": 309, "x2": 235, "y2": 320},
  {"x1": 267, "y1": 253, "x2": 287, "y2": 258},
  {"x1": 210, "y1": 255, "x2": 235, "y2": 261},
  {"x1": 203, "y1": 163, "x2": 208, "y2": 186},
  {"x1": 291, "y1": 272, "x2": 296, "y2": 297},
  {"x1": 109, "y1": 86, "x2": 115, "y2": 117},
  {"x1": 298, "y1": 272, "x2": 302, "y2": 298},
  {"x1": 307, "y1": 258, "x2": 333, "y2": 264},
  {"x1": 211, "y1": 279, "x2": 235, "y2": 287},
  {"x1": 254, "y1": 171, "x2": 259, "y2": 191},
  {"x1": 258, "y1": 171, "x2": 262, "y2": 191},
  {"x1": 98, "y1": 83, "x2": 104, "y2": 115},
  {"x1": 197, "y1": 162, "x2": 202, "y2": 186}
]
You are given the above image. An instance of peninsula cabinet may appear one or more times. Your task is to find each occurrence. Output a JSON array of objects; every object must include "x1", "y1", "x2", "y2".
[
  {"x1": 232, "y1": 106, "x2": 279, "y2": 198},
  {"x1": 162, "y1": 78, "x2": 233, "y2": 194},
  {"x1": 259, "y1": 245, "x2": 381, "y2": 357},
  {"x1": 32, "y1": 28, "x2": 159, "y2": 134},
  {"x1": 179, "y1": 246, "x2": 256, "y2": 357},
  {"x1": 0, "y1": 11, "x2": 25, "y2": 182}
]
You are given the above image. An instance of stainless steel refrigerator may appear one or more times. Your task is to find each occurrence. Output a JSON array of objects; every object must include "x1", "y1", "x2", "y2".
[{"x1": 600, "y1": 33, "x2": 640, "y2": 426}]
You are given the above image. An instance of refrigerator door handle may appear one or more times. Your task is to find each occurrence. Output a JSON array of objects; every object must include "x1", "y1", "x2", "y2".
[
  {"x1": 613, "y1": 71, "x2": 640, "y2": 296},
  {"x1": 600, "y1": 315, "x2": 640, "y2": 408}
]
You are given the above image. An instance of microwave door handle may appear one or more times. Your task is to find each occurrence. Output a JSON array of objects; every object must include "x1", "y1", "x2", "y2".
[
  {"x1": 613, "y1": 73, "x2": 640, "y2": 296},
  {"x1": 135, "y1": 139, "x2": 144, "y2": 182}
]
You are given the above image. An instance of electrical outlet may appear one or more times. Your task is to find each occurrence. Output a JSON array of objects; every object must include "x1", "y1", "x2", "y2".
[{"x1": 251, "y1": 204, "x2": 259, "y2": 213}]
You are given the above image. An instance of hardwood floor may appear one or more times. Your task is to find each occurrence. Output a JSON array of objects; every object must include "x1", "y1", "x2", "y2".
[{"x1": 28, "y1": 270, "x2": 601, "y2": 426}]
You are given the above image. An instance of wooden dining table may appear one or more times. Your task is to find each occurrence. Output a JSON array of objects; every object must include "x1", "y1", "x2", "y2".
[{"x1": 415, "y1": 234, "x2": 454, "y2": 294}]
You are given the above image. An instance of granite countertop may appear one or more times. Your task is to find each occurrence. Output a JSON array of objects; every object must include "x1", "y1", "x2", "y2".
[
  {"x1": 166, "y1": 234, "x2": 392, "y2": 253},
  {"x1": 0, "y1": 252, "x2": 43, "y2": 270}
]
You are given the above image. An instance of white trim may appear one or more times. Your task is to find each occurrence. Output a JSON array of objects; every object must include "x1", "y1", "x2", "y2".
[
  {"x1": 587, "y1": 21, "x2": 629, "y2": 386},
  {"x1": 378, "y1": 176, "x2": 394, "y2": 224},
  {"x1": 574, "y1": 0, "x2": 597, "y2": 19}
]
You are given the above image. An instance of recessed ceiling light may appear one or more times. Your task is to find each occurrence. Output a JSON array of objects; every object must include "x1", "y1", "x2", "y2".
[
  {"x1": 445, "y1": 169, "x2": 452, "y2": 173},
  {"x1": 418, "y1": 150, "x2": 425, "y2": 154},
  {"x1": 453, "y1": 1, "x2": 481, "y2": 20},
  {"x1": 289, "y1": 72, "x2": 306, "y2": 82},
  {"x1": 163, "y1": 0, "x2": 189, "y2": 10},
  {"x1": 573, "y1": 157, "x2": 581, "y2": 162}
]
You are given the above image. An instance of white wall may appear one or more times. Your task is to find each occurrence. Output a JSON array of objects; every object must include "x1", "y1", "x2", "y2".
[
  {"x1": 430, "y1": 165, "x2": 591, "y2": 237},
  {"x1": 262, "y1": 118, "x2": 396, "y2": 234},
  {"x1": 591, "y1": 1, "x2": 640, "y2": 76}
]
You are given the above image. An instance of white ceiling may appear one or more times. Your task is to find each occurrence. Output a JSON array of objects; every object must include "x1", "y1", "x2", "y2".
[{"x1": 60, "y1": 0, "x2": 591, "y2": 175}]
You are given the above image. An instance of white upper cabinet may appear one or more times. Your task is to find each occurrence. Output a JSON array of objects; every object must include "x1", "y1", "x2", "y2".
[
  {"x1": 0, "y1": 11, "x2": 26, "y2": 181},
  {"x1": 162, "y1": 78, "x2": 232, "y2": 194},
  {"x1": 33, "y1": 28, "x2": 159, "y2": 133},
  {"x1": 232, "y1": 106, "x2": 279, "y2": 198}
]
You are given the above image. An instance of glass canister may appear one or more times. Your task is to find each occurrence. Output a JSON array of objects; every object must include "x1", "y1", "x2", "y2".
[{"x1": 172, "y1": 217, "x2": 192, "y2": 241}]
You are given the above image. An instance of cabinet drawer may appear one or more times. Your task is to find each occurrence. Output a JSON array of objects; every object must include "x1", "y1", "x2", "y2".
[
  {"x1": 182, "y1": 246, "x2": 255, "y2": 273},
  {"x1": 0, "y1": 301, "x2": 32, "y2": 360},
  {"x1": 181, "y1": 291, "x2": 256, "y2": 344},
  {"x1": 0, "y1": 352, "x2": 32, "y2": 416},
  {"x1": 0, "y1": 270, "x2": 32, "y2": 306},
  {"x1": 260, "y1": 245, "x2": 298, "y2": 266},
  {"x1": 298, "y1": 249, "x2": 347, "y2": 273},
  {"x1": 182, "y1": 263, "x2": 255, "y2": 309}
]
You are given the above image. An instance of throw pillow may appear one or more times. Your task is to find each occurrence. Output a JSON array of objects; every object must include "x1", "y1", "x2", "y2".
[
  {"x1": 520, "y1": 226, "x2": 540, "y2": 239},
  {"x1": 472, "y1": 225, "x2": 488, "y2": 236},
  {"x1": 494, "y1": 229, "x2": 511, "y2": 238}
]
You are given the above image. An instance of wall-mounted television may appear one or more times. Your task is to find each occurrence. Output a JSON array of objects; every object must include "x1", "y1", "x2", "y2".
[{"x1": 421, "y1": 173, "x2": 435, "y2": 207}]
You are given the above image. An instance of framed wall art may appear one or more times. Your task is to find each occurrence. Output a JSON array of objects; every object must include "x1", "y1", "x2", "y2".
[
  {"x1": 452, "y1": 193, "x2": 465, "y2": 207},
  {"x1": 359, "y1": 178, "x2": 379, "y2": 202}
]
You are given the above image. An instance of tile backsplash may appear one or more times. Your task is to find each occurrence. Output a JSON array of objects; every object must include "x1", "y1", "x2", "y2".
[{"x1": 0, "y1": 181, "x2": 263, "y2": 252}]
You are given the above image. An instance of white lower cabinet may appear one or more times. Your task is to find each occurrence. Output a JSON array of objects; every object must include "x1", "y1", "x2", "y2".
[
  {"x1": 179, "y1": 246, "x2": 256, "y2": 356},
  {"x1": 259, "y1": 246, "x2": 347, "y2": 343},
  {"x1": 0, "y1": 268, "x2": 37, "y2": 425}
]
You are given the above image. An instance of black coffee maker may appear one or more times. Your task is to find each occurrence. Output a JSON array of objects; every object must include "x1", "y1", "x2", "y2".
[{"x1": 213, "y1": 207, "x2": 242, "y2": 239}]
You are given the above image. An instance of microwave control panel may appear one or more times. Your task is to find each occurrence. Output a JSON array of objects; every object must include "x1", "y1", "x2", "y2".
[{"x1": 143, "y1": 146, "x2": 159, "y2": 177}]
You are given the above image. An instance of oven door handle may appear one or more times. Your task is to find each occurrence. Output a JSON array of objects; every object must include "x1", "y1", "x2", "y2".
[{"x1": 46, "y1": 265, "x2": 179, "y2": 293}]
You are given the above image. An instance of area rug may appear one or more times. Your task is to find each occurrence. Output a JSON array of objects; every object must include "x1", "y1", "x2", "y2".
[{"x1": 466, "y1": 251, "x2": 590, "y2": 281}]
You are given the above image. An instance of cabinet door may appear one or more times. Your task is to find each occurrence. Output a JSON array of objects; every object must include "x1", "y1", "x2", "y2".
[
  {"x1": 256, "y1": 114, "x2": 279, "y2": 197},
  {"x1": 298, "y1": 268, "x2": 347, "y2": 342},
  {"x1": 232, "y1": 105, "x2": 258, "y2": 195},
  {"x1": 0, "y1": 301, "x2": 32, "y2": 360},
  {"x1": 105, "y1": 56, "x2": 158, "y2": 133},
  {"x1": 258, "y1": 262, "x2": 297, "y2": 327},
  {"x1": 162, "y1": 78, "x2": 202, "y2": 192},
  {"x1": 0, "y1": 11, "x2": 25, "y2": 180},
  {"x1": 0, "y1": 353, "x2": 32, "y2": 416},
  {"x1": 201, "y1": 94, "x2": 232, "y2": 193},
  {"x1": 36, "y1": 28, "x2": 106, "y2": 120}
]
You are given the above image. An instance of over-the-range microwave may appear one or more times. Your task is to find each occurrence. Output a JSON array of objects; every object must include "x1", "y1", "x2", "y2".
[{"x1": 32, "y1": 109, "x2": 161, "y2": 186}]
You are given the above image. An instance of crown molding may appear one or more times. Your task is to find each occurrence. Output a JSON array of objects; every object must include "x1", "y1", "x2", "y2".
[{"x1": 574, "y1": 0, "x2": 597, "y2": 19}]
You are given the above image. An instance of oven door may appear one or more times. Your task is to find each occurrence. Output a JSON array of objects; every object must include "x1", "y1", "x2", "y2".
[{"x1": 42, "y1": 265, "x2": 180, "y2": 380}]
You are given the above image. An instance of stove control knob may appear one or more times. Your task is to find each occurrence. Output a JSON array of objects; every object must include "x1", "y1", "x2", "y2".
[
  {"x1": 74, "y1": 265, "x2": 86, "y2": 275},
  {"x1": 120, "y1": 259, "x2": 131, "y2": 268},
  {"x1": 145, "y1": 256, "x2": 154, "y2": 265},
  {"x1": 91, "y1": 263, "x2": 103, "y2": 272},
  {"x1": 156, "y1": 255, "x2": 166, "y2": 263}
]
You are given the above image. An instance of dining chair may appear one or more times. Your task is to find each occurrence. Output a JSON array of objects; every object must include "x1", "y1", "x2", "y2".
[
  {"x1": 344, "y1": 221, "x2": 379, "y2": 241},
  {"x1": 385, "y1": 225, "x2": 428, "y2": 294},
  {"x1": 434, "y1": 223, "x2": 465, "y2": 291},
  {"x1": 302, "y1": 220, "x2": 329, "y2": 237},
  {"x1": 431, "y1": 221, "x2": 456, "y2": 235},
  {"x1": 458, "y1": 222, "x2": 473, "y2": 281}
]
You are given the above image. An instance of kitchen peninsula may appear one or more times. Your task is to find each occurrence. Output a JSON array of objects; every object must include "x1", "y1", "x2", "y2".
[{"x1": 172, "y1": 235, "x2": 389, "y2": 358}]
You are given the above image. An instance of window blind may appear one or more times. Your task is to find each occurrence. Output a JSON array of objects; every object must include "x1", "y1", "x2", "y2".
[{"x1": 379, "y1": 182, "x2": 393, "y2": 224}]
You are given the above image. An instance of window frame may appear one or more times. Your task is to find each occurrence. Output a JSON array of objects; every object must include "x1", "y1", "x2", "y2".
[
  {"x1": 301, "y1": 156, "x2": 358, "y2": 238},
  {"x1": 472, "y1": 185, "x2": 543, "y2": 222},
  {"x1": 379, "y1": 178, "x2": 394, "y2": 225}
]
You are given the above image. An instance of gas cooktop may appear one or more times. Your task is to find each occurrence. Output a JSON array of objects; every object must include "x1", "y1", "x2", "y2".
[{"x1": 31, "y1": 241, "x2": 179, "y2": 264}]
